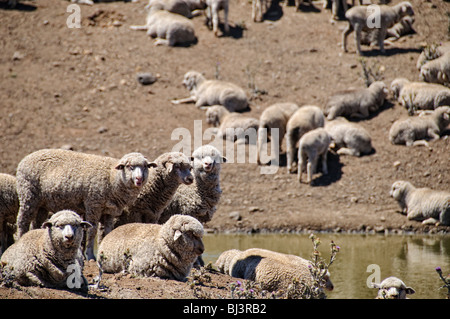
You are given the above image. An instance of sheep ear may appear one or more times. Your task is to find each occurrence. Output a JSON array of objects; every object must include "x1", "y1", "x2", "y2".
[
  {"x1": 221, "y1": 156, "x2": 227, "y2": 163},
  {"x1": 174, "y1": 230, "x2": 182, "y2": 241},
  {"x1": 164, "y1": 161, "x2": 174, "y2": 173},
  {"x1": 115, "y1": 164, "x2": 125, "y2": 170},
  {"x1": 372, "y1": 283, "x2": 381, "y2": 289},
  {"x1": 42, "y1": 221, "x2": 52, "y2": 229},
  {"x1": 81, "y1": 221, "x2": 93, "y2": 229},
  {"x1": 405, "y1": 287, "x2": 415, "y2": 295},
  {"x1": 148, "y1": 162, "x2": 158, "y2": 168}
]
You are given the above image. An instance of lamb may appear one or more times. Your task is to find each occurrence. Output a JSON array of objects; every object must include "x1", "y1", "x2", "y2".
[
  {"x1": 285, "y1": 105, "x2": 325, "y2": 173},
  {"x1": 324, "y1": 81, "x2": 388, "y2": 120},
  {"x1": 389, "y1": 180, "x2": 450, "y2": 226},
  {"x1": 205, "y1": 0, "x2": 230, "y2": 37},
  {"x1": 0, "y1": 173, "x2": 19, "y2": 255},
  {"x1": 15, "y1": 149, "x2": 156, "y2": 261},
  {"x1": 361, "y1": 15, "x2": 415, "y2": 47},
  {"x1": 145, "y1": 0, "x2": 207, "y2": 18},
  {"x1": 390, "y1": 78, "x2": 450, "y2": 114},
  {"x1": 419, "y1": 51, "x2": 450, "y2": 87},
  {"x1": 130, "y1": 7, "x2": 197, "y2": 47},
  {"x1": 297, "y1": 128, "x2": 332, "y2": 184},
  {"x1": 158, "y1": 145, "x2": 226, "y2": 224},
  {"x1": 0, "y1": 210, "x2": 92, "y2": 289},
  {"x1": 373, "y1": 276, "x2": 415, "y2": 299},
  {"x1": 97, "y1": 215, "x2": 204, "y2": 282},
  {"x1": 388, "y1": 106, "x2": 450, "y2": 147},
  {"x1": 171, "y1": 70, "x2": 249, "y2": 112},
  {"x1": 257, "y1": 102, "x2": 299, "y2": 165},
  {"x1": 116, "y1": 152, "x2": 194, "y2": 226},
  {"x1": 325, "y1": 117, "x2": 373, "y2": 156},
  {"x1": 203, "y1": 105, "x2": 259, "y2": 143},
  {"x1": 215, "y1": 248, "x2": 334, "y2": 294},
  {"x1": 342, "y1": 1, "x2": 414, "y2": 55},
  {"x1": 416, "y1": 41, "x2": 450, "y2": 71}
]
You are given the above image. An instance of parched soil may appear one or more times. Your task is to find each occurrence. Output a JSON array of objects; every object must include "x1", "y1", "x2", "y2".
[{"x1": 0, "y1": 0, "x2": 449, "y2": 299}]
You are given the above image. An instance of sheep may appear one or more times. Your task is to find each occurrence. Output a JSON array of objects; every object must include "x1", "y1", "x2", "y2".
[
  {"x1": 325, "y1": 117, "x2": 373, "y2": 156},
  {"x1": 215, "y1": 248, "x2": 334, "y2": 294},
  {"x1": 171, "y1": 70, "x2": 249, "y2": 112},
  {"x1": 0, "y1": 210, "x2": 92, "y2": 289},
  {"x1": 324, "y1": 81, "x2": 388, "y2": 120},
  {"x1": 116, "y1": 152, "x2": 194, "y2": 226},
  {"x1": 297, "y1": 128, "x2": 332, "y2": 184},
  {"x1": 205, "y1": 0, "x2": 229, "y2": 37},
  {"x1": 389, "y1": 180, "x2": 450, "y2": 226},
  {"x1": 257, "y1": 102, "x2": 300, "y2": 165},
  {"x1": 252, "y1": 0, "x2": 267, "y2": 22},
  {"x1": 329, "y1": 0, "x2": 363, "y2": 21},
  {"x1": 145, "y1": 0, "x2": 207, "y2": 18},
  {"x1": 342, "y1": 1, "x2": 414, "y2": 55},
  {"x1": 285, "y1": 105, "x2": 325, "y2": 174},
  {"x1": 390, "y1": 78, "x2": 450, "y2": 114},
  {"x1": 0, "y1": 173, "x2": 19, "y2": 255},
  {"x1": 130, "y1": 8, "x2": 197, "y2": 47},
  {"x1": 158, "y1": 145, "x2": 226, "y2": 224},
  {"x1": 388, "y1": 106, "x2": 450, "y2": 147},
  {"x1": 420, "y1": 52, "x2": 450, "y2": 87},
  {"x1": 203, "y1": 105, "x2": 259, "y2": 143},
  {"x1": 417, "y1": 41, "x2": 450, "y2": 71},
  {"x1": 15, "y1": 149, "x2": 156, "y2": 261},
  {"x1": 372, "y1": 276, "x2": 415, "y2": 299},
  {"x1": 97, "y1": 215, "x2": 204, "y2": 282},
  {"x1": 361, "y1": 15, "x2": 415, "y2": 47}
]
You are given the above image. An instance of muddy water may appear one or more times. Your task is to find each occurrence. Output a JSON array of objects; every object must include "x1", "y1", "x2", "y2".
[{"x1": 202, "y1": 233, "x2": 450, "y2": 299}]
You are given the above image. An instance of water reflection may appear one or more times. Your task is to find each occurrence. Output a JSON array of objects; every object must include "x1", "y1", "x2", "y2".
[{"x1": 202, "y1": 233, "x2": 450, "y2": 299}]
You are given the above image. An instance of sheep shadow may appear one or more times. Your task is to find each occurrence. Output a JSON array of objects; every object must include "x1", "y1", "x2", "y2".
[
  {"x1": 287, "y1": 0, "x2": 321, "y2": 13},
  {"x1": 347, "y1": 99, "x2": 395, "y2": 123},
  {"x1": 263, "y1": 0, "x2": 284, "y2": 21},
  {"x1": 309, "y1": 151, "x2": 343, "y2": 187},
  {"x1": 0, "y1": 2, "x2": 36, "y2": 11},
  {"x1": 360, "y1": 46, "x2": 422, "y2": 57},
  {"x1": 230, "y1": 255, "x2": 261, "y2": 279},
  {"x1": 218, "y1": 23, "x2": 244, "y2": 39}
]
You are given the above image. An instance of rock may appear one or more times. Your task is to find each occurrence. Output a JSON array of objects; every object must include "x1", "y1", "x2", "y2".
[
  {"x1": 229, "y1": 211, "x2": 241, "y2": 221},
  {"x1": 136, "y1": 73, "x2": 157, "y2": 86}
]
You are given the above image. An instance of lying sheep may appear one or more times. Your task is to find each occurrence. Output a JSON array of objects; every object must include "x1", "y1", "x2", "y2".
[
  {"x1": 0, "y1": 173, "x2": 19, "y2": 255},
  {"x1": 342, "y1": 1, "x2": 414, "y2": 55},
  {"x1": 158, "y1": 145, "x2": 226, "y2": 224},
  {"x1": 145, "y1": 0, "x2": 206, "y2": 18},
  {"x1": 373, "y1": 276, "x2": 415, "y2": 299},
  {"x1": 0, "y1": 210, "x2": 92, "y2": 289},
  {"x1": 388, "y1": 106, "x2": 450, "y2": 147},
  {"x1": 171, "y1": 71, "x2": 249, "y2": 112},
  {"x1": 390, "y1": 180, "x2": 450, "y2": 226},
  {"x1": 361, "y1": 15, "x2": 415, "y2": 47},
  {"x1": 324, "y1": 81, "x2": 388, "y2": 120},
  {"x1": 257, "y1": 102, "x2": 299, "y2": 165},
  {"x1": 15, "y1": 149, "x2": 155, "y2": 261},
  {"x1": 203, "y1": 105, "x2": 259, "y2": 143},
  {"x1": 417, "y1": 41, "x2": 450, "y2": 71},
  {"x1": 215, "y1": 248, "x2": 334, "y2": 294},
  {"x1": 420, "y1": 52, "x2": 450, "y2": 87},
  {"x1": 130, "y1": 8, "x2": 197, "y2": 47},
  {"x1": 390, "y1": 78, "x2": 450, "y2": 114},
  {"x1": 285, "y1": 105, "x2": 325, "y2": 173},
  {"x1": 325, "y1": 117, "x2": 373, "y2": 156},
  {"x1": 298, "y1": 128, "x2": 332, "y2": 184},
  {"x1": 205, "y1": 0, "x2": 229, "y2": 36},
  {"x1": 116, "y1": 152, "x2": 194, "y2": 226},
  {"x1": 97, "y1": 215, "x2": 204, "y2": 281}
]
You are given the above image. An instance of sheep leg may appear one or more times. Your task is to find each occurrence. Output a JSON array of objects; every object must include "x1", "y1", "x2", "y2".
[
  {"x1": 286, "y1": 133, "x2": 295, "y2": 173},
  {"x1": 422, "y1": 217, "x2": 439, "y2": 225},
  {"x1": 97, "y1": 214, "x2": 114, "y2": 245},
  {"x1": 223, "y1": 2, "x2": 229, "y2": 35},
  {"x1": 411, "y1": 140, "x2": 430, "y2": 148},
  {"x1": 342, "y1": 22, "x2": 353, "y2": 52},
  {"x1": 85, "y1": 213, "x2": 99, "y2": 261},
  {"x1": 257, "y1": 127, "x2": 267, "y2": 165},
  {"x1": 171, "y1": 96, "x2": 197, "y2": 105},
  {"x1": 321, "y1": 151, "x2": 328, "y2": 175},
  {"x1": 377, "y1": 27, "x2": 387, "y2": 54},
  {"x1": 154, "y1": 38, "x2": 170, "y2": 46},
  {"x1": 354, "y1": 23, "x2": 363, "y2": 55},
  {"x1": 212, "y1": 3, "x2": 220, "y2": 36}
]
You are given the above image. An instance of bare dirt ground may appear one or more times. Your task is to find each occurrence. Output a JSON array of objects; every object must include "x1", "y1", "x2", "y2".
[{"x1": 0, "y1": 0, "x2": 449, "y2": 299}]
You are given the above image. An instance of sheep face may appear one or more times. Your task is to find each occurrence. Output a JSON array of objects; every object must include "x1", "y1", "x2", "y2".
[
  {"x1": 192, "y1": 145, "x2": 226, "y2": 175},
  {"x1": 390, "y1": 78, "x2": 408, "y2": 99},
  {"x1": 164, "y1": 153, "x2": 194, "y2": 185},
  {"x1": 389, "y1": 181, "x2": 412, "y2": 211},
  {"x1": 115, "y1": 153, "x2": 157, "y2": 188},
  {"x1": 398, "y1": 2, "x2": 414, "y2": 18},
  {"x1": 168, "y1": 215, "x2": 205, "y2": 256},
  {"x1": 373, "y1": 277, "x2": 415, "y2": 299},
  {"x1": 183, "y1": 71, "x2": 205, "y2": 93}
]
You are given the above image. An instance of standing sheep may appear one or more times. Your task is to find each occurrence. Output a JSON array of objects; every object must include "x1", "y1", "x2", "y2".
[
  {"x1": 0, "y1": 210, "x2": 92, "y2": 289},
  {"x1": 285, "y1": 105, "x2": 325, "y2": 173},
  {"x1": 420, "y1": 52, "x2": 450, "y2": 87},
  {"x1": 15, "y1": 149, "x2": 155, "y2": 261},
  {"x1": 297, "y1": 128, "x2": 332, "y2": 184},
  {"x1": 324, "y1": 81, "x2": 388, "y2": 120},
  {"x1": 389, "y1": 180, "x2": 450, "y2": 226},
  {"x1": 388, "y1": 106, "x2": 450, "y2": 147},
  {"x1": 171, "y1": 71, "x2": 249, "y2": 112},
  {"x1": 0, "y1": 173, "x2": 19, "y2": 255},
  {"x1": 205, "y1": 0, "x2": 229, "y2": 37},
  {"x1": 342, "y1": 1, "x2": 414, "y2": 55},
  {"x1": 158, "y1": 145, "x2": 226, "y2": 224},
  {"x1": 373, "y1": 276, "x2": 415, "y2": 299},
  {"x1": 97, "y1": 215, "x2": 204, "y2": 281}
]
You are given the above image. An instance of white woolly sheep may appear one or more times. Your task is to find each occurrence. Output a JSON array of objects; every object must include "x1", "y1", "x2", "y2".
[
  {"x1": 325, "y1": 117, "x2": 373, "y2": 156},
  {"x1": 97, "y1": 214, "x2": 204, "y2": 282},
  {"x1": 0, "y1": 210, "x2": 92, "y2": 289},
  {"x1": 297, "y1": 128, "x2": 332, "y2": 184},
  {"x1": 388, "y1": 106, "x2": 450, "y2": 147},
  {"x1": 285, "y1": 105, "x2": 325, "y2": 173},
  {"x1": 145, "y1": 0, "x2": 207, "y2": 18},
  {"x1": 420, "y1": 51, "x2": 450, "y2": 86},
  {"x1": 257, "y1": 102, "x2": 299, "y2": 165},
  {"x1": 158, "y1": 145, "x2": 226, "y2": 224},
  {"x1": 130, "y1": 8, "x2": 197, "y2": 47},
  {"x1": 215, "y1": 248, "x2": 334, "y2": 294},
  {"x1": 342, "y1": 1, "x2": 414, "y2": 55},
  {"x1": 361, "y1": 15, "x2": 415, "y2": 47},
  {"x1": 390, "y1": 180, "x2": 450, "y2": 226},
  {"x1": 417, "y1": 41, "x2": 450, "y2": 71},
  {"x1": 324, "y1": 81, "x2": 388, "y2": 120},
  {"x1": 171, "y1": 70, "x2": 249, "y2": 112},
  {"x1": 373, "y1": 276, "x2": 415, "y2": 299},
  {"x1": 0, "y1": 173, "x2": 19, "y2": 255},
  {"x1": 15, "y1": 149, "x2": 156, "y2": 261},
  {"x1": 205, "y1": 0, "x2": 229, "y2": 36},
  {"x1": 116, "y1": 152, "x2": 194, "y2": 226},
  {"x1": 390, "y1": 78, "x2": 450, "y2": 114}
]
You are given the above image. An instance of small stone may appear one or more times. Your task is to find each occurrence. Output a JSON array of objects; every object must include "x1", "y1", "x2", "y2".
[
  {"x1": 98, "y1": 127, "x2": 108, "y2": 134},
  {"x1": 229, "y1": 211, "x2": 241, "y2": 221},
  {"x1": 136, "y1": 72, "x2": 157, "y2": 85}
]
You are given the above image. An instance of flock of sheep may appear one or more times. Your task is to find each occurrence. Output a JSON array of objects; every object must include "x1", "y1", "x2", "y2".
[{"x1": 0, "y1": 0, "x2": 449, "y2": 299}]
